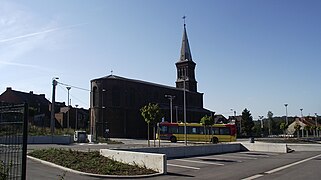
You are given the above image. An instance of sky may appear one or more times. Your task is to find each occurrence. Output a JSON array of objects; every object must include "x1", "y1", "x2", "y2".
[{"x1": 0, "y1": 0, "x2": 320, "y2": 119}]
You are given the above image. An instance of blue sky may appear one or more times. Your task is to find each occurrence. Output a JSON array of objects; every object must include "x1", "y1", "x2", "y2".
[{"x1": 0, "y1": 0, "x2": 320, "y2": 119}]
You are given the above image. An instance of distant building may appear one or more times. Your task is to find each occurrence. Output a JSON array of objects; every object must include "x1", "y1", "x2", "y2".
[
  {"x1": 90, "y1": 23, "x2": 214, "y2": 138},
  {"x1": 0, "y1": 87, "x2": 89, "y2": 129},
  {"x1": 228, "y1": 115, "x2": 242, "y2": 135},
  {"x1": 0, "y1": 87, "x2": 51, "y2": 126},
  {"x1": 56, "y1": 106, "x2": 89, "y2": 130},
  {"x1": 287, "y1": 116, "x2": 320, "y2": 136}
]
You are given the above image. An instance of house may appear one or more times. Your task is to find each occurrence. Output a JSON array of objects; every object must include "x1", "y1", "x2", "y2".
[
  {"x1": 0, "y1": 87, "x2": 51, "y2": 126},
  {"x1": 55, "y1": 106, "x2": 89, "y2": 130},
  {"x1": 287, "y1": 116, "x2": 320, "y2": 137},
  {"x1": 0, "y1": 87, "x2": 89, "y2": 130}
]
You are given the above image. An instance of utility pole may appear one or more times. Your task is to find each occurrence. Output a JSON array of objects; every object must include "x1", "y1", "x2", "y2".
[
  {"x1": 183, "y1": 71, "x2": 187, "y2": 146},
  {"x1": 75, "y1": 104, "x2": 78, "y2": 130},
  {"x1": 259, "y1": 116, "x2": 264, "y2": 137},
  {"x1": 50, "y1": 77, "x2": 59, "y2": 134},
  {"x1": 284, "y1": 103, "x2": 288, "y2": 125},
  {"x1": 102, "y1": 89, "x2": 106, "y2": 138},
  {"x1": 315, "y1": 113, "x2": 318, "y2": 137},
  {"x1": 67, "y1": 87, "x2": 71, "y2": 129},
  {"x1": 175, "y1": 106, "x2": 178, "y2": 123}
]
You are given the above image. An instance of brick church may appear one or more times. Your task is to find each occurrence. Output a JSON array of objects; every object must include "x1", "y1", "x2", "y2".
[{"x1": 90, "y1": 23, "x2": 214, "y2": 138}]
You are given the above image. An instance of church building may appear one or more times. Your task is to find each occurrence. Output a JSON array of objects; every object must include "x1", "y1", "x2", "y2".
[{"x1": 90, "y1": 23, "x2": 213, "y2": 138}]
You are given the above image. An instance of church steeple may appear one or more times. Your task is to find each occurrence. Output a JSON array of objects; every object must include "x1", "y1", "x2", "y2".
[
  {"x1": 176, "y1": 17, "x2": 197, "y2": 92},
  {"x1": 180, "y1": 23, "x2": 193, "y2": 62}
]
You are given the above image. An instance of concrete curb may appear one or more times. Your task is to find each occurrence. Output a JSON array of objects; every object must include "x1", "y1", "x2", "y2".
[
  {"x1": 287, "y1": 143, "x2": 321, "y2": 151},
  {"x1": 240, "y1": 142, "x2": 288, "y2": 153},
  {"x1": 100, "y1": 149, "x2": 167, "y2": 174},
  {"x1": 27, "y1": 155, "x2": 163, "y2": 178}
]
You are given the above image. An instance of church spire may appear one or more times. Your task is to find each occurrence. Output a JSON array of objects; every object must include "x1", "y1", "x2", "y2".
[
  {"x1": 180, "y1": 16, "x2": 193, "y2": 62},
  {"x1": 176, "y1": 16, "x2": 197, "y2": 92}
]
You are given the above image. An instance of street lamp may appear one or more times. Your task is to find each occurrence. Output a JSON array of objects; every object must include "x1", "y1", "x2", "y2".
[
  {"x1": 315, "y1": 113, "x2": 318, "y2": 137},
  {"x1": 50, "y1": 77, "x2": 59, "y2": 134},
  {"x1": 165, "y1": 95, "x2": 175, "y2": 123},
  {"x1": 75, "y1": 104, "x2": 78, "y2": 130},
  {"x1": 259, "y1": 116, "x2": 264, "y2": 137},
  {"x1": 101, "y1": 89, "x2": 106, "y2": 139},
  {"x1": 175, "y1": 106, "x2": 178, "y2": 123},
  {"x1": 284, "y1": 104, "x2": 288, "y2": 125},
  {"x1": 66, "y1": 87, "x2": 71, "y2": 129},
  {"x1": 259, "y1": 116, "x2": 264, "y2": 129},
  {"x1": 300, "y1": 108, "x2": 303, "y2": 118},
  {"x1": 183, "y1": 71, "x2": 187, "y2": 146}
]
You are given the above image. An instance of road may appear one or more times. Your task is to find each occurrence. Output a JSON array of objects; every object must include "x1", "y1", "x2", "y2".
[{"x1": 27, "y1": 150, "x2": 321, "y2": 180}]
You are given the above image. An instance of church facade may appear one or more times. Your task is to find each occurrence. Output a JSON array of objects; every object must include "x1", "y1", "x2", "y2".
[{"x1": 90, "y1": 24, "x2": 213, "y2": 138}]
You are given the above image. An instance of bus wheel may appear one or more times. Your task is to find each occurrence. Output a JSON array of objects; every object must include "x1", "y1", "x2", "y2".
[
  {"x1": 211, "y1": 137, "x2": 218, "y2": 144},
  {"x1": 170, "y1": 136, "x2": 177, "y2": 143}
]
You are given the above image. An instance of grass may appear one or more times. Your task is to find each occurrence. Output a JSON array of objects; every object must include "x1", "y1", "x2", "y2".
[
  {"x1": 28, "y1": 125, "x2": 75, "y2": 136},
  {"x1": 28, "y1": 148, "x2": 156, "y2": 175},
  {"x1": 97, "y1": 137, "x2": 124, "y2": 144}
]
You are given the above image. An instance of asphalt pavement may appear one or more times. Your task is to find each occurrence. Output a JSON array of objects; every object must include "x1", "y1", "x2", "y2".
[{"x1": 26, "y1": 139, "x2": 321, "y2": 180}]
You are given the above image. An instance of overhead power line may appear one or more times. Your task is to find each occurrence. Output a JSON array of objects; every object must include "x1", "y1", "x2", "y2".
[{"x1": 57, "y1": 81, "x2": 90, "y2": 91}]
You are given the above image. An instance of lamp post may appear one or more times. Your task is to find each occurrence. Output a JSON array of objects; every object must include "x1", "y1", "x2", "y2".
[
  {"x1": 300, "y1": 108, "x2": 303, "y2": 118},
  {"x1": 102, "y1": 89, "x2": 106, "y2": 138},
  {"x1": 66, "y1": 87, "x2": 71, "y2": 129},
  {"x1": 259, "y1": 116, "x2": 264, "y2": 129},
  {"x1": 175, "y1": 106, "x2": 178, "y2": 123},
  {"x1": 165, "y1": 95, "x2": 175, "y2": 123},
  {"x1": 183, "y1": 72, "x2": 187, "y2": 146},
  {"x1": 75, "y1": 104, "x2": 78, "y2": 130},
  {"x1": 50, "y1": 77, "x2": 59, "y2": 134},
  {"x1": 315, "y1": 113, "x2": 318, "y2": 137},
  {"x1": 284, "y1": 104, "x2": 288, "y2": 125},
  {"x1": 259, "y1": 116, "x2": 264, "y2": 137}
]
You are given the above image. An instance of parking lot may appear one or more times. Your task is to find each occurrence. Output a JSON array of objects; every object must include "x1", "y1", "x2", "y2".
[
  {"x1": 157, "y1": 151, "x2": 321, "y2": 180},
  {"x1": 27, "y1": 148, "x2": 321, "y2": 180}
]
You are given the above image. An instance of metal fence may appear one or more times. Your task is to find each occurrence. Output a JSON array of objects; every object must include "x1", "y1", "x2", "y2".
[{"x1": 0, "y1": 104, "x2": 28, "y2": 180}]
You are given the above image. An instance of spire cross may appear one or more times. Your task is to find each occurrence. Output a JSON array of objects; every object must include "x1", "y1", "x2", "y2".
[{"x1": 182, "y1": 16, "x2": 186, "y2": 27}]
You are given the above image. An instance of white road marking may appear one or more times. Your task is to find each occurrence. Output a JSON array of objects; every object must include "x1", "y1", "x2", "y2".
[
  {"x1": 167, "y1": 163, "x2": 200, "y2": 170},
  {"x1": 217, "y1": 155, "x2": 258, "y2": 160},
  {"x1": 196, "y1": 157, "x2": 242, "y2": 163},
  {"x1": 242, "y1": 153, "x2": 321, "y2": 180},
  {"x1": 237, "y1": 153, "x2": 270, "y2": 158},
  {"x1": 265, "y1": 153, "x2": 321, "y2": 174},
  {"x1": 240, "y1": 152, "x2": 279, "y2": 156},
  {"x1": 242, "y1": 174, "x2": 264, "y2": 180},
  {"x1": 176, "y1": 159, "x2": 224, "y2": 166}
]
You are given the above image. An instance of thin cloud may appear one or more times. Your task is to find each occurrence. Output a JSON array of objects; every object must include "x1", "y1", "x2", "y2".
[
  {"x1": 0, "y1": 61, "x2": 54, "y2": 72},
  {"x1": 0, "y1": 23, "x2": 86, "y2": 43}
]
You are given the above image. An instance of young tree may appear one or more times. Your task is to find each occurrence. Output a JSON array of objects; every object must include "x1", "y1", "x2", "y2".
[
  {"x1": 279, "y1": 122, "x2": 287, "y2": 136},
  {"x1": 140, "y1": 103, "x2": 163, "y2": 147},
  {"x1": 294, "y1": 123, "x2": 301, "y2": 138},
  {"x1": 241, "y1": 108, "x2": 254, "y2": 137},
  {"x1": 267, "y1": 111, "x2": 277, "y2": 135},
  {"x1": 200, "y1": 115, "x2": 214, "y2": 141}
]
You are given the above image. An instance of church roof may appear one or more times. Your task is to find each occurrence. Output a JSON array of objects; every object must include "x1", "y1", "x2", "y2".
[
  {"x1": 179, "y1": 23, "x2": 193, "y2": 62},
  {"x1": 92, "y1": 75, "x2": 203, "y2": 95}
]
